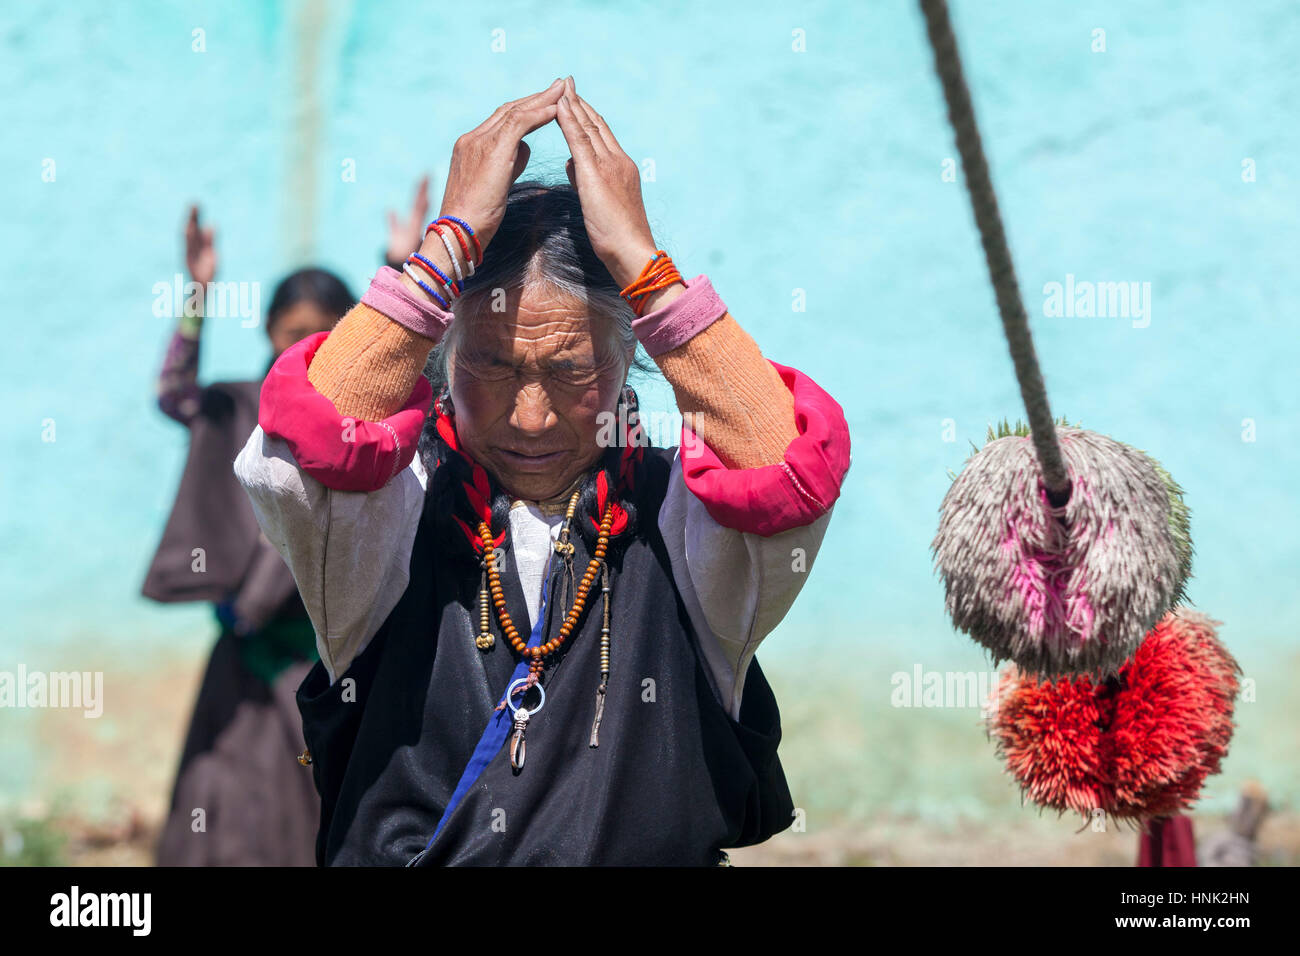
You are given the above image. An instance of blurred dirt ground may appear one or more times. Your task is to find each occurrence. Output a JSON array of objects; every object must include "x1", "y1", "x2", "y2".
[
  {"x1": 3, "y1": 652, "x2": 1295, "y2": 867},
  {"x1": 5, "y1": 807, "x2": 1298, "y2": 867}
]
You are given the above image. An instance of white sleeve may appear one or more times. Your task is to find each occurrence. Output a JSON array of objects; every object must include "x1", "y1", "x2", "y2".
[
  {"x1": 233, "y1": 425, "x2": 427, "y2": 684},
  {"x1": 657, "y1": 449, "x2": 834, "y2": 721}
]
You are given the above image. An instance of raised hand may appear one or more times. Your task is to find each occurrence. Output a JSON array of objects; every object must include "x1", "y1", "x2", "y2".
[
  {"x1": 434, "y1": 79, "x2": 567, "y2": 254},
  {"x1": 184, "y1": 204, "x2": 217, "y2": 286},
  {"x1": 554, "y1": 77, "x2": 658, "y2": 288},
  {"x1": 386, "y1": 174, "x2": 430, "y2": 264}
]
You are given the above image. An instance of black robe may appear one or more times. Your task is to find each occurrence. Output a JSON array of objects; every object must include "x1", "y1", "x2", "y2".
[{"x1": 297, "y1": 445, "x2": 795, "y2": 865}]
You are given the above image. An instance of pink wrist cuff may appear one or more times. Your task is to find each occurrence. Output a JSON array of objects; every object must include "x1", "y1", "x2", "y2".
[
  {"x1": 630, "y1": 274, "x2": 727, "y2": 357},
  {"x1": 360, "y1": 266, "x2": 456, "y2": 342}
]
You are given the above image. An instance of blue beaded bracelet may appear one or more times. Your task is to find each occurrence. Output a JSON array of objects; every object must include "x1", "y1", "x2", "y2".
[
  {"x1": 438, "y1": 215, "x2": 475, "y2": 236},
  {"x1": 402, "y1": 263, "x2": 450, "y2": 310},
  {"x1": 410, "y1": 252, "x2": 459, "y2": 297},
  {"x1": 425, "y1": 215, "x2": 482, "y2": 266}
]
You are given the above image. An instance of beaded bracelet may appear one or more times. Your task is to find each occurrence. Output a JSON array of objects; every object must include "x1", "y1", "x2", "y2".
[
  {"x1": 402, "y1": 261, "x2": 451, "y2": 309},
  {"x1": 402, "y1": 214, "x2": 483, "y2": 309},
  {"x1": 428, "y1": 222, "x2": 468, "y2": 285},
  {"x1": 409, "y1": 251, "x2": 460, "y2": 300},
  {"x1": 621, "y1": 251, "x2": 681, "y2": 306},
  {"x1": 619, "y1": 250, "x2": 684, "y2": 317},
  {"x1": 437, "y1": 215, "x2": 483, "y2": 266},
  {"x1": 425, "y1": 216, "x2": 483, "y2": 268},
  {"x1": 405, "y1": 256, "x2": 456, "y2": 307},
  {"x1": 429, "y1": 220, "x2": 475, "y2": 277}
]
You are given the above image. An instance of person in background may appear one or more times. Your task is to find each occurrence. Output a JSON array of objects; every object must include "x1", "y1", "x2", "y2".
[
  {"x1": 142, "y1": 184, "x2": 426, "y2": 865},
  {"x1": 383, "y1": 174, "x2": 430, "y2": 272}
]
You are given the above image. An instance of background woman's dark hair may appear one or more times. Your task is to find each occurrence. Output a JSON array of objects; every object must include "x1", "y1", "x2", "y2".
[
  {"x1": 418, "y1": 179, "x2": 659, "y2": 565},
  {"x1": 266, "y1": 267, "x2": 356, "y2": 331}
]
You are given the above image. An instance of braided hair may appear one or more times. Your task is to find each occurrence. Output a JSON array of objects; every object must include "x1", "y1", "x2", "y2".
[{"x1": 419, "y1": 384, "x2": 648, "y2": 570}]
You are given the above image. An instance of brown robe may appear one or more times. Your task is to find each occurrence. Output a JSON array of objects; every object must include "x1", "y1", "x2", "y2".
[
  {"x1": 155, "y1": 633, "x2": 318, "y2": 866},
  {"x1": 143, "y1": 378, "x2": 319, "y2": 866}
]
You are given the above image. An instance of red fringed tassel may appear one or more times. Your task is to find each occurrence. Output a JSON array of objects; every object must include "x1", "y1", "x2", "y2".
[
  {"x1": 435, "y1": 410, "x2": 460, "y2": 452},
  {"x1": 606, "y1": 504, "x2": 628, "y2": 537},
  {"x1": 590, "y1": 470, "x2": 630, "y2": 536},
  {"x1": 989, "y1": 608, "x2": 1239, "y2": 822},
  {"x1": 437, "y1": 401, "x2": 504, "y2": 553},
  {"x1": 463, "y1": 463, "x2": 492, "y2": 524}
]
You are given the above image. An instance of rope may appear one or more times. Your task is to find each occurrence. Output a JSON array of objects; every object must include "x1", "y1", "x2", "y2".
[{"x1": 919, "y1": 0, "x2": 1072, "y2": 503}]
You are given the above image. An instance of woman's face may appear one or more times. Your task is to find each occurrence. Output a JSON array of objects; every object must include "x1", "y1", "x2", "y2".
[
  {"x1": 268, "y1": 301, "x2": 338, "y2": 357},
  {"x1": 449, "y1": 284, "x2": 629, "y2": 502}
]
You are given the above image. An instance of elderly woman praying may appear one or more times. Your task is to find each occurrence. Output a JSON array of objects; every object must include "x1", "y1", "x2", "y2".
[{"x1": 235, "y1": 76, "x2": 850, "y2": 866}]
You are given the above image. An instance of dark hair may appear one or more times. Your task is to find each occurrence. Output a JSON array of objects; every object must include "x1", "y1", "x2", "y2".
[
  {"x1": 422, "y1": 180, "x2": 655, "y2": 398},
  {"x1": 418, "y1": 180, "x2": 658, "y2": 566},
  {"x1": 266, "y1": 268, "x2": 356, "y2": 333}
]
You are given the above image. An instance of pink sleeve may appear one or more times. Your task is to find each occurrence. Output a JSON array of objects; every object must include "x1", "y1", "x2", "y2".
[
  {"x1": 630, "y1": 274, "x2": 726, "y2": 357},
  {"x1": 257, "y1": 331, "x2": 433, "y2": 493},
  {"x1": 679, "y1": 361, "x2": 851, "y2": 536}
]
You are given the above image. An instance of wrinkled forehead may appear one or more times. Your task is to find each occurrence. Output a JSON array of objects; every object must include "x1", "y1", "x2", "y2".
[{"x1": 454, "y1": 285, "x2": 615, "y2": 367}]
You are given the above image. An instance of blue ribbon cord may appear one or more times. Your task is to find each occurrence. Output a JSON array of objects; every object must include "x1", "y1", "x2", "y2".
[{"x1": 419, "y1": 546, "x2": 556, "y2": 856}]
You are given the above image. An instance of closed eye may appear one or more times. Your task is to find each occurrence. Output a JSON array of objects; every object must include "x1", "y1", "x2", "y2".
[{"x1": 547, "y1": 361, "x2": 599, "y2": 386}]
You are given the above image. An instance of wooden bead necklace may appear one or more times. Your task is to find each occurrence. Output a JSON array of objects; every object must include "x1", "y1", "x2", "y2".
[
  {"x1": 479, "y1": 494, "x2": 614, "y2": 682},
  {"x1": 439, "y1": 385, "x2": 639, "y2": 768}
]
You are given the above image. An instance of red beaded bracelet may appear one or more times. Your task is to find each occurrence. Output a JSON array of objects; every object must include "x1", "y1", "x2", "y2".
[
  {"x1": 431, "y1": 220, "x2": 473, "y2": 268},
  {"x1": 620, "y1": 251, "x2": 683, "y2": 316},
  {"x1": 425, "y1": 216, "x2": 483, "y2": 267}
]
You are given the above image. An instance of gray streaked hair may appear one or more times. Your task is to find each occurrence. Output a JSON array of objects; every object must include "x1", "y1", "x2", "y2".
[{"x1": 423, "y1": 180, "x2": 656, "y2": 396}]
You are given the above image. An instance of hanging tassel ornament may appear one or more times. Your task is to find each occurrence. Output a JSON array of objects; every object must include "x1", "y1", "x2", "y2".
[
  {"x1": 589, "y1": 561, "x2": 612, "y2": 747},
  {"x1": 919, "y1": 0, "x2": 1194, "y2": 677},
  {"x1": 555, "y1": 485, "x2": 579, "y2": 607},
  {"x1": 988, "y1": 607, "x2": 1239, "y2": 821},
  {"x1": 475, "y1": 558, "x2": 494, "y2": 650},
  {"x1": 589, "y1": 389, "x2": 643, "y2": 747},
  {"x1": 934, "y1": 422, "x2": 1191, "y2": 676}
]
